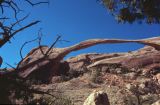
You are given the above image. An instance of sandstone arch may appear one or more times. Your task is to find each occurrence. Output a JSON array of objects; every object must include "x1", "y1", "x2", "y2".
[{"x1": 1, "y1": 37, "x2": 160, "y2": 81}]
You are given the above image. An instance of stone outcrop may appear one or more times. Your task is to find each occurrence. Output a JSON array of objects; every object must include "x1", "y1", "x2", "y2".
[
  {"x1": 83, "y1": 90, "x2": 110, "y2": 105},
  {"x1": 1, "y1": 37, "x2": 160, "y2": 83},
  {"x1": 155, "y1": 73, "x2": 160, "y2": 84},
  {"x1": 1, "y1": 37, "x2": 160, "y2": 104},
  {"x1": 152, "y1": 100, "x2": 160, "y2": 105}
]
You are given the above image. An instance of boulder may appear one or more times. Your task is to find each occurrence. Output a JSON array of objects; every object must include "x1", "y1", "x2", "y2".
[
  {"x1": 152, "y1": 100, "x2": 160, "y2": 105},
  {"x1": 83, "y1": 90, "x2": 110, "y2": 105},
  {"x1": 141, "y1": 94, "x2": 160, "y2": 105},
  {"x1": 155, "y1": 73, "x2": 160, "y2": 85}
]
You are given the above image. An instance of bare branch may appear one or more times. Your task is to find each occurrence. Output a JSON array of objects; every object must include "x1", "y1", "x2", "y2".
[
  {"x1": 25, "y1": 0, "x2": 49, "y2": 6},
  {"x1": 0, "y1": 17, "x2": 9, "y2": 20},
  {"x1": 38, "y1": 28, "x2": 45, "y2": 55},
  {"x1": 0, "y1": 0, "x2": 48, "y2": 20},
  {"x1": 10, "y1": 14, "x2": 30, "y2": 30},
  {"x1": 45, "y1": 35, "x2": 61, "y2": 56},
  {"x1": 0, "y1": 20, "x2": 40, "y2": 48},
  {"x1": 20, "y1": 38, "x2": 39, "y2": 59},
  {"x1": 5, "y1": 62, "x2": 16, "y2": 70},
  {"x1": 0, "y1": 36, "x2": 62, "y2": 76},
  {"x1": 19, "y1": 28, "x2": 46, "y2": 61},
  {"x1": 11, "y1": 21, "x2": 40, "y2": 37}
]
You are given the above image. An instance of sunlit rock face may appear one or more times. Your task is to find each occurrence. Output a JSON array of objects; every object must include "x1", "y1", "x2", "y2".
[
  {"x1": 152, "y1": 100, "x2": 160, "y2": 105},
  {"x1": 17, "y1": 45, "x2": 160, "y2": 83},
  {"x1": 4, "y1": 37, "x2": 160, "y2": 104},
  {"x1": 15, "y1": 37, "x2": 160, "y2": 84},
  {"x1": 83, "y1": 90, "x2": 110, "y2": 105},
  {"x1": 18, "y1": 46, "x2": 69, "y2": 83}
]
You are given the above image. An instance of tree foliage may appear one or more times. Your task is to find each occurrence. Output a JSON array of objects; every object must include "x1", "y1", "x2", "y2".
[{"x1": 102, "y1": 0, "x2": 160, "y2": 24}]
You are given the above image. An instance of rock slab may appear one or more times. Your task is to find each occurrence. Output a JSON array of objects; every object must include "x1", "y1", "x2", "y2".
[{"x1": 83, "y1": 90, "x2": 110, "y2": 105}]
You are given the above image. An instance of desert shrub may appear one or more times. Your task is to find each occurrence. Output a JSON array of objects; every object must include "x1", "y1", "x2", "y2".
[
  {"x1": 45, "y1": 95, "x2": 74, "y2": 105},
  {"x1": 60, "y1": 74, "x2": 71, "y2": 82},
  {"x1": 30, "y1": 94, "x2": 74, "y2": 105},
  {"x1": 68, "y1": 69, "x2": 83, "y2": 78},
  {"x1": 0, "y1": 72, "x2": 74, "y2": 104},
  {"x1": 67, "y1": 66, "x2": 88, "y2": 79},
  {"x1": 89, "y1": 67, "x2": 103, "y2": 84},
  {"x1": 0, "y1": 75, "x2": 34, "y2": 104}
]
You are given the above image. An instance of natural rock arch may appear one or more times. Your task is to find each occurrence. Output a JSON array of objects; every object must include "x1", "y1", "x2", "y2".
[{"x1": 1, "y1": 37, "x2": 160, "y2": 82}]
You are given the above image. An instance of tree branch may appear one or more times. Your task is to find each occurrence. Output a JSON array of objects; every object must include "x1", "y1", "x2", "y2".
[{"x1": 0, "y1": 20, "x2": 40, "y2": 48}]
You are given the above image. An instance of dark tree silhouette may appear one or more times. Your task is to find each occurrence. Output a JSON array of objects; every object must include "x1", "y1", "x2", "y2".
[
  {"x1": 0, "y1": 0, "x2": 49, "y2": 48},
  {"x1": 0, "y1": 0, "x2": 56, "y2": 104},
  {"x1": 102, "y1": 0, "x2": 160, "y2": 24}
]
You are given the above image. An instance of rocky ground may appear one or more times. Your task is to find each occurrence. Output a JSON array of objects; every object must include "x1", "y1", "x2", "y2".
[
  {"x1": 2, "y1": 37, "x2": 160, "y2": 105},
  {"x1": 34, "y1": 46, "x2": 160, "y2": 105}
]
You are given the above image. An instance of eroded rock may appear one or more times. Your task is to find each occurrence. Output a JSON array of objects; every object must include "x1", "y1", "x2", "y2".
[
  {"x1": 83, "y1": 90, "x2": 110, "y2": 105},
  {"x1": 152, "y1": 100, "x2": 160, "y2": 105},
  {"x1": 155, "y1": 73, "x2": 160, "y2": 85}
]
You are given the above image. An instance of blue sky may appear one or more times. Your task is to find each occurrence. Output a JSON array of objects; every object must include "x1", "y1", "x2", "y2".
[{"x1": 0, "y1": 0, "x2": 160, "y2": 67}]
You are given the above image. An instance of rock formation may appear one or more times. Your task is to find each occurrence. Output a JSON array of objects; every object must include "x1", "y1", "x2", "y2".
[
  {"x1": 152, "y1": 100, "x2": 160, "y2": 105},
  {"x1": 83, "y1": 90, "x2": 110, "y2": 105},
  {"x1": 1, "y1": 37, "x2": 160, "y2": 82},
  {"x1": 0, "y1": 37, "x2": 160, "y2": 104}
]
